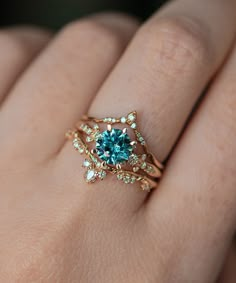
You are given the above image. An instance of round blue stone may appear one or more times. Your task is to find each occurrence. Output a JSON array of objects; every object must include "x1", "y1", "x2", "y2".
[{"x1": 96, "y1": 128, "x2": 133, "y2": 165}]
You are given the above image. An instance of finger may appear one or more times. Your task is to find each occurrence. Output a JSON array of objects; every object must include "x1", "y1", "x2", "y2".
[
  {"x1": 147, "y1": 42, "x2": 236, "y2": 282},
  {"x1": 88, "y1": 0, "x2": 236, "y2": 162},
  {"x1": 0, "y1": 26, "x2": 51, "y2": 104},
  {"x1": 0, "y1": 14, "x2": 139, "y2": 165},
  {"x1": 70, "y1": 0, "x2": 236, "y2": 206}
]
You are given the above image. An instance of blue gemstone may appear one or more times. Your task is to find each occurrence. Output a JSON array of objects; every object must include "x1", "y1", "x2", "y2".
[{"x1": 96, "y1": 128, "x2": 133, "y2": 165}]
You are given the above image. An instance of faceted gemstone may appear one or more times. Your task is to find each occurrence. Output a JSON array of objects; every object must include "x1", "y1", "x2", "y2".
[
  {"x1": 83, "y1": 159, "x2": 91, "y2": 167},
  {"x1": 128, "y1": 154, "x2": 139, "y2": 165},
  {"x1": 73, "y1": 138, "x2": 84, "y2": 153},
  {"x1": 85, "y1": 169, "x2": 97, "y2": 182},
  {"x1": 117, "y1": 173, "x2": 123, "y2": 180},
  {"x1": 133, "y1": 166, "x2": 139, "y2": 172},
  {"x1": 93, "y1": 124, "x2": 99, "y2": 130},
  {"x1": 142, "y1": 154, "x2": 147, "y2": 160},
  {"x1": 141, "y1": 180, "x2": 151, "y2": 191},
  {"x1": 73, "y1": 138, "x2": 80, "y2": 149},
  {"x1": 141, "y1": 162, "x2": 147, "y2": 169},
  {"x1": 96, "y1": 128, "x2": 133, "y2": 165},
  {"x1": 130, "y1": 123, "x2": 137, "y2": 129},
  {"x1": 130, "y1": 176, "x2": 136, "y2": 183},
  {"x1": 120, "y1": 117, "x2": 127, "y2": 123},
  {"x1": 123, "y1": 175, "x2": 131, "y2": 184},
  {"x1": 147, "y1": 165, "x2": 154, "y2": 173},
  {"x1": 128, "y1": 113, "x2": 136, "y2": 122},
  {"x1": 86, "y1": 136, "x2": 93, "y2": 142},
  {"x1": 98, "y1": 170, "x2": 106, "y2": 180}
]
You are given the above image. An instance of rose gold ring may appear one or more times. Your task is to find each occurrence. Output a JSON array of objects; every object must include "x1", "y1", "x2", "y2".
[{"x1": 66, "y1": 111, "x2": 164, "y2": 191}]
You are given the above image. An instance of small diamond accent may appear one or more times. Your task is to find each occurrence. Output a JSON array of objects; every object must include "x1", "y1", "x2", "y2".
[
  {"x1": 131, "y1": 123, "x2": 137, "y2": 129},
  {"x1": 83, "y1": 159, "x2": 91, "y2": 167},
  {"x1": 123, "y1": 174, "x2": 131, "y2": 184},
  {"x1": 86, "y1": 136, "x2": 93, "y2": 142},
  {"x1": 130, "y1": 176, "x2": 136, "y2": 184},
  {"x1": 73, "y1": 139, "x2": 80, "y2": 149},
  {"x1": 128, "y1": 113, "x2": 136, "y2": 122},
  {"x1": 96, "y1": 162, "x2": 101, "y2": 168},
  {"x1": 121, "y1": 117, "x2": 127, "y2": 123},
  {"x1": 117, "y1": 173, "x2": 123, "y2": 180},
  {"x1": 98, "y1": 170, "x2": 106, "y2": 180},
  {"x1": 142, "y1": 154, "x2": 147, "y2": 160},
  {"x1": 133, "y1": 166, "x2": 139, "y2": 172},
  {"x1": 146, "y1": 165, "x2": 154, "y2": 173},
  {"x1": 86, "y1": 128, "x2": 92, "y2": 134},
  {"x1": 141, "y1": 180, "x2": 151, "y2": 191},
  {"x1": 128, "y1": 154, "x2": 139, "y2": 165},
  {"x1": 85, "y1": 169, "x2": 97, "y2": 182},
  {"x1": 141, "y1": 162, "x2": 147, "y2": 169},
  {"x1": 73, "y1": 138, "x2": 84, "y2": 153}
]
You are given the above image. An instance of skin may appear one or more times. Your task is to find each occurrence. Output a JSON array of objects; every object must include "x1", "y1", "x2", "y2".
[{"x1": 0, "y1": 0, "x2": 236, "y2": 281}]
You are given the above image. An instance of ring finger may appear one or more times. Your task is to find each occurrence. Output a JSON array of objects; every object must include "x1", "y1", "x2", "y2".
[{"x1": 61, "y1": 0, "x2": 236, "y2": 208}]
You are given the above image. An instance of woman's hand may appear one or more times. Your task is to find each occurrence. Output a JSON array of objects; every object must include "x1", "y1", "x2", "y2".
[{"x1": 1, "y1": 0, "x2": 236, "y2": 282}]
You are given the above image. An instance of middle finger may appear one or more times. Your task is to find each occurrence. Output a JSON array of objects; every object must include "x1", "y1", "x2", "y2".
[{"x1": 0, "y1": 14, "x2": 138, "y2": 165}]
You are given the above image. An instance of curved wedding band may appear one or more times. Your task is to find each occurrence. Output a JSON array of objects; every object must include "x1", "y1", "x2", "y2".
[{"x1": 66, "y1": 111, "x2": 164, "y2": 191}]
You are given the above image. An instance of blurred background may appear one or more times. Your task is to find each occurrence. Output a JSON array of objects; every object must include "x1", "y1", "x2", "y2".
[{"x1": 1, "y1": 0, "x2": 167, "y2": 29}]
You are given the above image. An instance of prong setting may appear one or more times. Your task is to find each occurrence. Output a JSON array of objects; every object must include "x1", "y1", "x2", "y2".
[
  {"x1": 130, "y1": 141, "x2": 137, "y2": 147},
  {"x1": 122, "y1": 128, "x2": 127, "y2": 134},
  {"x1": 101, "y1": 161, "x2": 107, "y2": 169},
  {"x1": 116, "y1": 164, "x2": 122, "y2": 170},
  {"x1": 91, "y1": 148, "x2": 97, "y2": 154}
]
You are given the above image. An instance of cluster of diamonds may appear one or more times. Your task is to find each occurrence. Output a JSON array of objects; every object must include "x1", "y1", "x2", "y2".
[{"x1": 67, "y1": 111, "x2": 161, "y2": 191}]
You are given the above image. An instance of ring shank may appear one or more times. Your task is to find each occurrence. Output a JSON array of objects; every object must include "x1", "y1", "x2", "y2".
[{"x1": 67, "y1": 111, "x2": 164, "y2": 191}]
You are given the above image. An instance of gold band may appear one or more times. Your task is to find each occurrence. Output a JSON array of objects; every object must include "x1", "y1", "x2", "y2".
[{"x1": 66, "y1": 111, "x2": 164, "y2": 191}]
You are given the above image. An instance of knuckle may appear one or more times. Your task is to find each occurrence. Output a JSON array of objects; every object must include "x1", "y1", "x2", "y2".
[
  {"x1": 92, "y1": 11, "x2": 139, "y2": 32},
  {"x1": 138, "y1": 16, "x2": 211, "y2": 76},
  {"x1": 0, "y1": 26, "x2": 50, "y2": 60},
  {"x1": 11, "y1": 25, "x2": 51, "y2": 40},
  {"x1": 61, "y1": 18, "x2": 127, "y2": 54},
  {"x1": 0, "y1": 31, "x2": 27, "y2": 57}
]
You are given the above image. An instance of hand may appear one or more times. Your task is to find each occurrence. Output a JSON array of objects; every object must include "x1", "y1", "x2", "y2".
[{"x1": 1, "y1": 0, "x2": 236, "y2": 282}]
